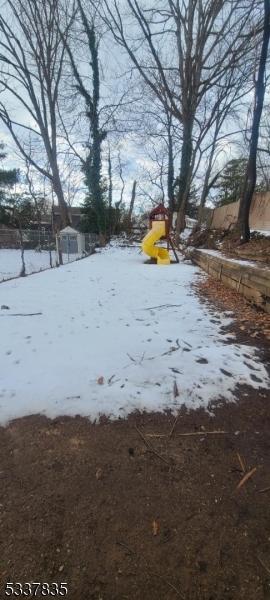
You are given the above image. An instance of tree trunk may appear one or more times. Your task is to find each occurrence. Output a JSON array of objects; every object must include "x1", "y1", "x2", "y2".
[
  {"x1": 107, "y1": 147, "x2": 113, "y2": 238},
  {"x1": 80, "y1": 5, "x2": 106, "y2": 237},
  {"x1": 167, "y1": 125, "x2": 175, "y2": 216},
  {"x1": 52, "y1": 170, "x2": 70, "y2": 228},
  {"x1": 18, "y1": 225, "x2": 26, "y2": 277},
  {"x1": 198, "y1": 123, "x2": 219, "y2": 224},
  {"x1": 127, "y1": 180, "x2": 137, "y2": 231},
  {"x1": 166, "y1": 111, "x2": 175, "y2": 216},
  {"x1": 198, "y1": 162, "x2": 214, "y2": 225},
  {"x1": 175, "y1": 118, "x2": 194, "y2": 241},
  {"x1": 90, "y1": 117, "x2": 106, "y2": 236},
  {"x1": 236, "y1": 0, "x2": 270, "y2": 242},
  {"x1": 198, "y1": 169, "x2": 221, "y2": 225}
]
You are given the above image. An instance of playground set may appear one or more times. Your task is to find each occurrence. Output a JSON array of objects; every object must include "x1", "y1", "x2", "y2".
[{"x1": 141, "y1": 204, "x2": 179, "y2": 265}]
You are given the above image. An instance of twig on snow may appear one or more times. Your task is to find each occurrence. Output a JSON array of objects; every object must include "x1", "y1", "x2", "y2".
[
  {"x1": 142, "y1": 304, "x2": 183, "y2": 311},
  {"x1": 0, "y1": 312, "x2": 42, "y2": 317},
  {"x1": 127, "y1": 351, "x2": 145, "y2": 365}
]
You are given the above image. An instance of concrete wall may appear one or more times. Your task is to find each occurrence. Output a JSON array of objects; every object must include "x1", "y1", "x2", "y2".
[{"x1": 210, "y1": 192, "x2": 270, "y2": 231}]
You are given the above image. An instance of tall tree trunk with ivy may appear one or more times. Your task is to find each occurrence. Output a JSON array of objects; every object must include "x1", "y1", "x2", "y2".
[
  {"x1": 65, "y1": 0, "x2": 106, "y2": 239},
  {"x1": 82, "y1": 7, "x2": 106, "y2": 239}
]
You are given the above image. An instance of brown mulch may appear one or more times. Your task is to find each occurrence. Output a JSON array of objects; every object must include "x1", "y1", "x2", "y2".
[
  {"x1": 1, "y1": 388, "x2": 270, "y2": 600},
  {"x1": 194, "y1": 274, "x2": 270, "y2": 342}
]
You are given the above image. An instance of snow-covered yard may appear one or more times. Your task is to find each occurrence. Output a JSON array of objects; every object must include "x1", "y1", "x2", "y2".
[
  {"x1": 0, "y1": 248, "x2": 82, "y2": 281},
  {"x1": 0, "y1": 245, "x2": 268, "y2": 424}
]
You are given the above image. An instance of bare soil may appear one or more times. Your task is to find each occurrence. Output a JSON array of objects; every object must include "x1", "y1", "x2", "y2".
[{"x1": 0, "y1": 280, "x2": 270, "y2": 600}]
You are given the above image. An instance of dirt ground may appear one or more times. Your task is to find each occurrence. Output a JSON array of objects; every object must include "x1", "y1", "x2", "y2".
[{"x1": 0, "y1": 280, "x2": 270, "y2": 600}]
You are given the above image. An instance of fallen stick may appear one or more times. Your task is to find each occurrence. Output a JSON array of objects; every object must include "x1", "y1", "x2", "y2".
[
  {"x1": 146, "y1": 430, "x2": 228, "y2": 438},
  {"x1": 258, "y1": 486, "x2": 270, "y2": 494},
  {"x1": 150, "y1": 571, "x2": 185, "y2": 598},
  {"x1": 135, "y1": 425, "x2": 171, "y2": 465},
  {"x1": 143, "y1": 304, "x2": 183, "y2": 311},
  {"x1": 0, "y1": 312, "x2": 42, "y2": 317},
  {"x1": 116, "y1": 540, "x2": 185, "y2": 598},
  {"x1": 257, "y1": 555, "x2": 270, "y2": 576},
  {"x1": 236, "y1": 467, "x2": 257, "y2": 491},
  {"x1": 116, "y1": 541, "x2": 135, "y2": 555},
  {"x1": 236, "y1": 452, "x2": 246, "y2": 473},
  {"x1": 169, "y1": 415, "x2": 180, "y2": 438}
]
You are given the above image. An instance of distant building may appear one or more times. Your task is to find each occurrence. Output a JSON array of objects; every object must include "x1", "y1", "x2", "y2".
[
  {"x1": 26, "y1": 206, "x2": 84, "y2": 233},
  {"x1": 0, "y1": 224, "x2": 19, "y2": 248},
  {"x1": 52, "y1": 206, "x2": 83, "y2": 231}
]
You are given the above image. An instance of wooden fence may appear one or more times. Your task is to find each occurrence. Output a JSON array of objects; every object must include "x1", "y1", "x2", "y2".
[{"x1": 209, "y1": 192, "x2": 270, "y2": 232}]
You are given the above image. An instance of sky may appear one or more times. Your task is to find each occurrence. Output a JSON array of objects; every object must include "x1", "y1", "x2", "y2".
[
  {"x1": 0, "y1": 0, "x2": 154, "y2": 211},
  {"x1": 0, "y1": 0, "x2": 261, "y2": 213}
]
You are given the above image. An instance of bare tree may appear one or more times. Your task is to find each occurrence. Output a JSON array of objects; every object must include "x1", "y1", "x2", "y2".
[
  {"x1": 0, "y1": 0, "x2": 72, "y2": 226},
  {"x1": 236, "y1": 0, "x2": 270, "y2": 241},
  {"x1": 24, "y1": 161, "x2": 48, "y2": 248},
  {"x1": 134, "y1": 94, "x2": 181, "y2": 212},
  {"x1": 97, "y1": 0, "x2": 259, "y2": 239},
  {"x1": 58, "y1": 0, "x2": 109, "y2": 236},
  {"x1": 195, "y1": 70, "x2": 251, "y2": 222}
]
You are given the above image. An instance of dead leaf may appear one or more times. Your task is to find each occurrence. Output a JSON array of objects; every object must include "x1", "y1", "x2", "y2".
[
  {"x1": 97, "y1": 376, "x2": 104, "y2": 385},
  {"x1": 152, "y1": 520, "x2": 159, "y2": 536},
  {"x1": 236, "y1": 467, "x2": 257, "y2": 491}
]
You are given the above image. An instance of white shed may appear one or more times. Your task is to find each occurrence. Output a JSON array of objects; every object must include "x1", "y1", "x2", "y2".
[{"x1": 59, "y1": 226, "x2": 85, "y2": 255}]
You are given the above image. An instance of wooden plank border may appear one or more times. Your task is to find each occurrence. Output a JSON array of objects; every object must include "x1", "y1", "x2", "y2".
[{"x1": 189, "y1": 249, "x2": 270, "y2": 314}]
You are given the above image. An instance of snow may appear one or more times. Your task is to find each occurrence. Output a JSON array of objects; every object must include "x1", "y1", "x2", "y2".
[
  {"x1": 0, "y1": 245, "x2": 268, "y2": 424},
  {"x1": 186, "y1": 217, "x2": 197, "y2": 228},
  {"x1": 0, "y1": 249, "x2": 82, "y2": 281},
  {"x1": 251, "y1": 229, "x2": 270, "y2": 237},
  {"x1": 179, "y1": 218, "x2": 197, "y2": 241},
  {"x1": 180, "y1": 227, "x2": 192, "y2": 241}
]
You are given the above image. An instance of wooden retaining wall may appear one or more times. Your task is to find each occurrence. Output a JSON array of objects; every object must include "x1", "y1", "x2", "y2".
[{"x1": 190, "y1": 249, "x2": 270, "y2": 314}]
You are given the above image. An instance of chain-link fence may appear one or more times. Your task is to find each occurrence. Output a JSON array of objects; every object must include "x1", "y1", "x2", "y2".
[{"x1": 0, "y1": 229, "x2": 98, "y2": 282}]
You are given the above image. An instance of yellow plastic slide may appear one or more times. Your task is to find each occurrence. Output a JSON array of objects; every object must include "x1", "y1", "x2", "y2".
[{"x1": 141, "y1": 221, "x2": 170, "y2": 265}]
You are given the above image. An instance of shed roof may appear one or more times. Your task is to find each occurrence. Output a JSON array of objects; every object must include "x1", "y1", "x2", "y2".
[{"x1": 59, "y1": 226, "x2": 79, "y2": 234}]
